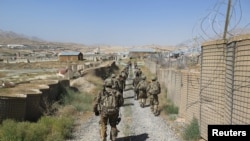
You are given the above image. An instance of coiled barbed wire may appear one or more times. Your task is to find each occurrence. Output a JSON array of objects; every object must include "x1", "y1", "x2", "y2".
[{"x1": 192, "y1": 0, "x2": 250, "y2": 45}]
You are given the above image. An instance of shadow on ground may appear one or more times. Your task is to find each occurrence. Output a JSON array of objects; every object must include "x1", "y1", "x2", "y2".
[
  {"x1": 116, "y1": 133, "x2": 149, "y2": 141},
  {"x1": 123, "y1": 96, "x2": 134, "y2": 99},
  {"x1": 122, "y1": 103, "x2": 134, "y2": 107}
]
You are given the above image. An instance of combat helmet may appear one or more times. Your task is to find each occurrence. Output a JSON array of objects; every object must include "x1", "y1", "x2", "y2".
[
  {"x1": 151, "y1": 76, "x2": 157, "y2": 81},
  {"x1": 104, "y1": 78, "x2": 113, "y2": 87},
  {"x1": 141, "y1": 75, "x2": 146, "y2": 80},
  {"x1": 111, "y1": 73, "x2": 116, "y2": 78}
]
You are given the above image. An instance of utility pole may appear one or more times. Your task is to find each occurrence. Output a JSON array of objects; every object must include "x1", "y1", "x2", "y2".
[{"x1": 223, "y1": 0, "x2": 231, "y2": 40}]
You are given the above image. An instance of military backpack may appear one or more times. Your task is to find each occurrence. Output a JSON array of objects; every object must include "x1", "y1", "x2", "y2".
[
  {"x1": 101, "y1": 90, "x2": 119, "y2": 116},
  {"x1": 148, "y1": 81, "x2": 161, "y2": 95},
  {"x1": 138, "y1": 80, "x2": 147, "y2": 91}
]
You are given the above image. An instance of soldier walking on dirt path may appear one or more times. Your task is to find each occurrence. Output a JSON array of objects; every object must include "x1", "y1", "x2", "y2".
[
  {"x1": 132, "y1": 73, "x2": 141, "y2": 100},
  {"x1": 115, "y1": 75, "x2": 124, "y2": 96},
  {"x1": 136, "y1": 75, "x2": 148, "y2": 108},
  {"x1": 120, "y1": 70, "x2": 127, "y2": 90},
  {"x1": 93, "y1": 78, "x2": 124, "y2": 141},
  {"x1": 110, "y1": 73, "x2": 120, "y2": 92},
  {"x1": 147, "y1": 76, "x2": 161, "y2": 116}
]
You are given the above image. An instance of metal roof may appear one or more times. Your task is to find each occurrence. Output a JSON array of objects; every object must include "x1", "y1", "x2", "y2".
[{"x1": 59, "y1": 51, "x2": 82, "y2": 56}]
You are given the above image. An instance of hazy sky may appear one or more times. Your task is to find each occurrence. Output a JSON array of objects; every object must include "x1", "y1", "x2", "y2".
[{"x1": 1, "y1": 0, "x2": 249, "y2": 46}]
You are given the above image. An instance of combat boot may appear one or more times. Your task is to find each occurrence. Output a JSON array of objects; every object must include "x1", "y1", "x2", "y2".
[
  {"x1": 110, "y1": 127, "x2": 118, "y2": 141},
  {"x1": 151, "y1": 108, "x2": 154, "y2": 113},
  {"x1": 154, "y1": 110, "x2": 159, "y2": 116},
  {"x1": 140, "y1": 103, "x2": 144, "y2": 108}
]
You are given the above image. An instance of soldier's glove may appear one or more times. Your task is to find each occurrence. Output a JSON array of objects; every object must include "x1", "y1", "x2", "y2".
[
  {"x1": 93, "y1": 105, "x2": 99, "y2": 116},
  {"x1": 94, "y1": 111, "x2": 100, "y2": 116}
]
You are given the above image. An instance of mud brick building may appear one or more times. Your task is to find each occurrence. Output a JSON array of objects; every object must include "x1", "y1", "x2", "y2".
[{"x1": 58, "y1": 51, "x2": 83, "y2": 61}]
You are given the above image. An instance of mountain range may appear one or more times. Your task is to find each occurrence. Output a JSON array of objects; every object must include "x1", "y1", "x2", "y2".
[{"x1": 0, "y1": 29, "x2": 89, "y2": 49}]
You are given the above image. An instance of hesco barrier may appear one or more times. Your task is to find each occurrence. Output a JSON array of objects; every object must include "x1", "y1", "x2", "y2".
[
  {"x1": 0, "y1": 79, "x2": 70, "y2": 123},
  {"x1": 200, "y1": 39, "x2": 226, "y2": 140},
  {"x1": 146, "y1": 34, "x2": 250, "y2": 141},
  {"x1": 156, "y1": 68, "x2": 200, "y2": 123},
  {"x1": 30, "y1": 80, "x2": 60, "y2": 105},
  {"x1": 225, "y1": 35, "x2": 250, "y2": 125},
  {"x1": 0, "y1": 60, "x2": 114, "y2": 123},
  {"x1": 0, "y1": 95, "x2": 27, "y2": 122},
  {"x1": 185, "y1": 71, "x2": 200, "y2": 124},
  {"x1": 13, "y1": 83, "x2": 48, "y2": 121}
]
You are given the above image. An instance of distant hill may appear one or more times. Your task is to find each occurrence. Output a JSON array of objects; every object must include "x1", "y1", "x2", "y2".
[
  {"x1": 0, "y1": 29, "x2": 89, "y2": 50},
  {"x1": 0, "y1": 29, "x2": 176, "y2": 53},
  {"x1": 0, "y1": 29, "x2": 44, "y2": 45}
]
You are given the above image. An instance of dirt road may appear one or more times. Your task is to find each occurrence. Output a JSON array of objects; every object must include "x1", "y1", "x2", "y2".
[{"x1": 68, "y1": 67, "x2": 184, "y2": 141}]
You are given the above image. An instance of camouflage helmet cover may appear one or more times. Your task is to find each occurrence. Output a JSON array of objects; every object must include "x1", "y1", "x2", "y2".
[
  {"x1": 104, "y1": 78, "x2": 112, "y2": 87},
  {"x1": 151, "y1": 76, "x2": 157, "y2": 81},
  {"x1": 141, "y1": 75, "x2": 146, "y2": 80},
  {"x1": 111, "y1": 73, "x2": 116, "y2": 78}
]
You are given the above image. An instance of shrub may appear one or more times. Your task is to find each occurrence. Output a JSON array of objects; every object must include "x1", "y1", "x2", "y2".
[
  {"x1": 182, "y1": 117, "x2": 200, "y2": 141},
  {"x1": 62, "y1": 87, "x2": 94, "y2": 112},
  {"x1": 0, "y1": 119, "x2": 21, "y2": 141},
  {"x1": 163, "y1": 100, "x2": 179, "y2": 114},
  {"x1": 0, "y1": 116, "x2": 74, "y2": 141}
]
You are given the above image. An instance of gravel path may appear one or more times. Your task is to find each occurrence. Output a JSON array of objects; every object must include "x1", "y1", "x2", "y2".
[{"x1": 67, "y1": 68, "x2": 184, "y2": 141}]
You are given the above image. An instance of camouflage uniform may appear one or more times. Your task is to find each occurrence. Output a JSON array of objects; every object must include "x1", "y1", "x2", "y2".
[
  {"x1": 127, "y1": 60, "x2": 132, "y2": 68},
  {"x1": 147, "y1": 76, "x2": 161, "y2": 116},
  {"x1": 118, "y1": 74, "x2": 125, "y2": 94},
  {"x1": 116, "y1": 75, "x2": 124, "y2": 96},
  {"x1": 93, "y1": 79, "x2": 124, "y2": 141},
  {"x1": 136, "y1": 75, "x2": 148, "y2": 108},
  {"x1": 133, "y1": 61, "x2": 137, "y2": 68},
  {"x1": 120, "y1": 71, "x2": 127, "y2": 90},
  {"x1": 134, "y1": 68, "x2": 142, "y2": 78},
  {"x1": 132, "y1": 75, "x2": 141, "y2": 100},
  {"x1": 111, "y1": 73, "x2": 120, "y2": 91}
]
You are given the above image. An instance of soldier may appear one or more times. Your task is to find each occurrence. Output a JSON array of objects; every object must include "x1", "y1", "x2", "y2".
[
  {"x1": 120, "y1": 70, "x2": 127, "y2": 89},
  {"x1": 134, "y1": 68, "x2": 142, "y2": 78},
  {"x1": 137, "y1": 68, "x2": 142, "y2": 77},
  {"x1": 147, "y1": 76, "x2": 161, "y2": 116},
  {"x1": 133, "y1": 60, "x2": 137, "y2": 69},
  {"x1": 116, "y1": 75, "x2": 124, "y2": 96},
  {"x1": 93, "y1": 78, "x2": 124, "y2": 141},
  {"x1": 110, "y1": 73, "x2": 119, "y2": 91},
  {"x1": 127, "y1": 60, "x2": 132, "y2": 68},
  {"x1": 136, "y1": 75, "x2": 148, "y2": 108},
  {"x1": 132, "y1": 73, "x2": 141, "y2": 100}
]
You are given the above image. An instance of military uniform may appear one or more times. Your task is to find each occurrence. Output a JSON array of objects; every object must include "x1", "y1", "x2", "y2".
[
  {"x1": 120, "y1": 71, "x2": 127, "y2": 90},
  {"x1": 111, "y1": 73, "x2": 120, "y2": 91},
  {"x1": 136, "y1": 75, "x2": 148, "y2": 108},
  {"x1": 115, "y1": 75, "x2": 124, "y2": 95},
  {"x1": 147, "y1": 76, "x2": 161, "y2": 116},
  {"x1": 93, "y1": 79, "x2": 124, "y2": 141},
  {"x1": 132, "y1": 75, "x2": 141, "y2": 100}
]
